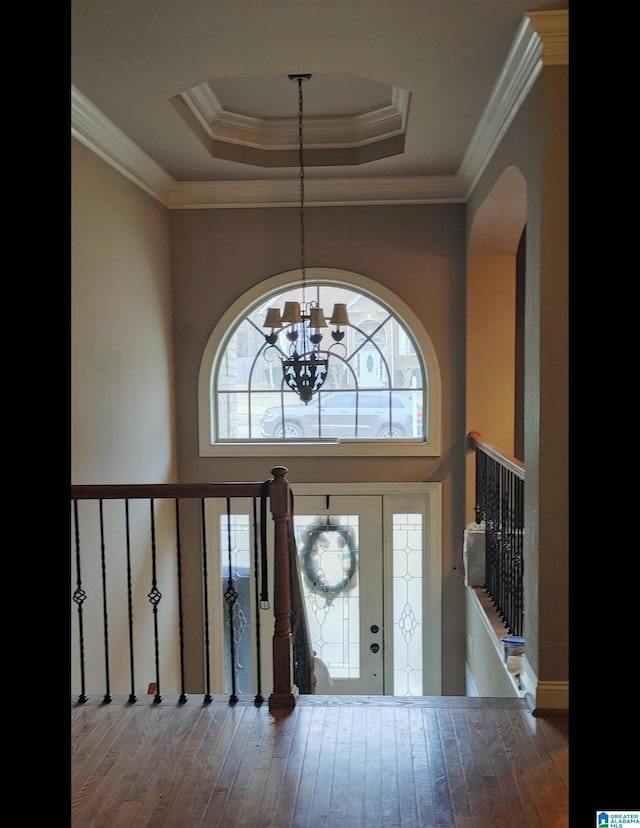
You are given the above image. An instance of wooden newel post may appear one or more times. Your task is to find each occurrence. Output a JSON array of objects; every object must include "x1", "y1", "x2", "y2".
[{"x1": 268, "y1": 466, "x2": 299, "y2": 712}]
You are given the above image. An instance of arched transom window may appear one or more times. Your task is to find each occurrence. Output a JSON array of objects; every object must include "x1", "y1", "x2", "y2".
[{"x1": 198, "y1": 268, "x2": 441, "y2": 458}]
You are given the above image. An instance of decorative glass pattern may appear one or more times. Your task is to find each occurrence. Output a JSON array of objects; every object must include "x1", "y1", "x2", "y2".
[
  {"x1": 219, "y1": 514, "x2": 253, "y2": 694},
  {"x1": 392, "y1": 513, "x2": 423, "y2": 695},
  {"x1": 294, "y1": 514, "x2": 360, "y2": 679}
]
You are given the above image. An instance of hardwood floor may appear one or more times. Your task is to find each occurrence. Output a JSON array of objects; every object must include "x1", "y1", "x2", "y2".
[{"x1": 71, "y1": 694, "x2": 568, "y2": 828}]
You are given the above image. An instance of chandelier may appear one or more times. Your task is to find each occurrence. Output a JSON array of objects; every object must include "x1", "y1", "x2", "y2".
[{"x1": 263, "y1": 74, "x2": 350, "y2": 404}]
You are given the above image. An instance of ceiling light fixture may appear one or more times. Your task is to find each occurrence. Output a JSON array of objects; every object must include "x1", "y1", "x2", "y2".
[{"x1": 263, "y1": 74, "x2": 350, "y2": 404}]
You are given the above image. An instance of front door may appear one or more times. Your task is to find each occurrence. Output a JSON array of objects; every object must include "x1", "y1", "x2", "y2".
[
  {"x1": 293, "y1": 495, "x2": 384, "y2": 694},
  {"x1": 208, "y1": 484, "x2": 442, "y2": 698},
  {"x1": 358, "y1": 347, "x2": 383, "y2": 386}
]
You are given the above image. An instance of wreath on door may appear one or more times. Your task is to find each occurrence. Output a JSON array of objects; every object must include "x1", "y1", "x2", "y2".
[{"x1": 300, "y1": 523, "x2": 358, "y2": 599}]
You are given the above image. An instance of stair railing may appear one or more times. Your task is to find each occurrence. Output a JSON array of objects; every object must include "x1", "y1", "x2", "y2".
[
  {"x1": 467, "y1": 432, "x2": 525, "y2": 636},
  {"x1": 71, "y1": 465, "x2": 310, "y2": 712}
]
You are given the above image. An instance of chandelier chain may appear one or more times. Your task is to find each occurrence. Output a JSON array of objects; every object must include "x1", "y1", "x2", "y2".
[
  {"x1": 262, "y1": 74, "x2": 350, "y2": 404},
  {"x1": 297, "y1": 77, "x2": 306, "y2": 297}
]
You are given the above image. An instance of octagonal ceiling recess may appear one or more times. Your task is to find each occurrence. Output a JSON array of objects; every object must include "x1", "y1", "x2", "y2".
[{"x1": 171, "y1": 72, "x2": 410, "y2": 168}]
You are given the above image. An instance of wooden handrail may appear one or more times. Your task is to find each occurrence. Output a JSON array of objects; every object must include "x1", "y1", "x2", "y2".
[
  {"x1": 467, "y1": 431, "x2": 524, "y2": 480},
  {"x1": 71, "y1": 481, "x2": 268, "y2": 500}
]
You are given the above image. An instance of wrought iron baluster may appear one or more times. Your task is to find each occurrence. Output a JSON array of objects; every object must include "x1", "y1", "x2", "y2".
[
  {"x1": 72, "y1": 500, "x2": 88, "y2": 704},
  {"x1": 252, "y1": 496, "x2": 264, "y2": 706},
  {"x1": 148, "y1": 499, "x2": 163, "y2": 704},
  {"x1": 504, "y1": 467, "x2": 514, "y2": 632},
  {"x1": 474, "y1": 450, "x2": 486, "y2": 527},
  {"x1": 201, "y1": 498, "x2": 213, "y2": 703},
  {"x1": 175, "y1": 499, "x2": 187, "y2": 704},
  {"x1": 99, "y1": 499, "x2": 112, "y2": 704},
  {"x1": 497, "y1": 463, "x2": 507, "y2": 626},
  {"x1": 513, "y1": 476, "x2": 524, "y2": 636},
  {"x1": 485, "y1": 455, "x2": 499, "y2": 611},
  {"x1": 124, "y1": 500, "x2": 137, "y2": 703},
  {"x1": 474, "y1": 440, "x2": 525, "y2": 637},
  {"x1": 224, "y1": 497, "x2": 239, "y2": 705}
]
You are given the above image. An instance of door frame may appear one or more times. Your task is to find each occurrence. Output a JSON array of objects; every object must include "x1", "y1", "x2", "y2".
[{"x1": 292, "y1": 482, "x2": 442, "y2": 695}]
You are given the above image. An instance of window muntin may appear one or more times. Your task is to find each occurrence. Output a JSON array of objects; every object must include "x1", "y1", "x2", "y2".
[
  {"x1": 198, "y1": 267, "x2": 442, "y2": 457},
  {"x1": 214, "y1": 281, "x2": 427, "y2": 443},
  {"x1": 258, "y1": 389, "x2": 422, "y2": 440}
]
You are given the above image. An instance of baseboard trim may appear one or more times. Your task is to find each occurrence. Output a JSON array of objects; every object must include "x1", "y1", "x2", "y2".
[
  {"x1": 533, "y1": 681, "x2": 569, "y2": 712},
  {"x1": 519, "y1": 657, "x2": 568, "y2": 712},
  {"x1": 521, "y1": 652, "x2": 569, "y2": 716}
]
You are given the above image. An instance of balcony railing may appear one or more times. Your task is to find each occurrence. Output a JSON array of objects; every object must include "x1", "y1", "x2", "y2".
[
  {"x1": 70, "y1": 466, "x2": 312, "y2": 712},
  {"x1": 467, "y1": 432, "x2": 525, "y2": 637}
]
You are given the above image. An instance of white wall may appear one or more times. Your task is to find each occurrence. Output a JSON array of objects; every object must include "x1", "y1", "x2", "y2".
[{"x1": 465, "y1": 588, "x2": 519, "y2": 698}]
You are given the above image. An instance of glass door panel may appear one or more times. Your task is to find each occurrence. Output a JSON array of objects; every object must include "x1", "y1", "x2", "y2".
[{"x1": 293, "y1": 495, "x2": 383, "y2": 694}]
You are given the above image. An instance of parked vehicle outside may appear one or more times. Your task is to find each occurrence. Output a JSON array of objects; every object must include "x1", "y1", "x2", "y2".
[{"x1": 259, "y1": 390, "x2": 422, "y2": 439}]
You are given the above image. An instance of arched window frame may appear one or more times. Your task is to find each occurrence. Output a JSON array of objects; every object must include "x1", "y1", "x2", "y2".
[{"x1": 198, "y1": 268, "x2": 442, "y2": 457}]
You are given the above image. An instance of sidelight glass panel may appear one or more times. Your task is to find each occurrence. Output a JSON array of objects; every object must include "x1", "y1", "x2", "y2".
[
  {"x1": 219, "y1": 514, "x2": 253, "y2": 694},
  {"x1": 392, "y1": 513, "x2": 423, "y2": 695}
]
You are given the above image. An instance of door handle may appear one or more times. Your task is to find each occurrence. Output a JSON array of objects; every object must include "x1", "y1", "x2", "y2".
[{"x1": 370, "y1": 643, "x2": 380, "y2": 653}]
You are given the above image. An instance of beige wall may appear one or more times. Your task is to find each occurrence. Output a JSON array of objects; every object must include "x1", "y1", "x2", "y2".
[
  {"x1": 465, "y1": 253, "x2": 517, "y2": 524},
  {"x1": 71, "y1": 150, "x2": 470, "y2": 694},
  {"x1": 71, "y1": 140, "x2": 180, "y2": 694},
  {"x1": 170, "y1": 204, "x2": 466, "y2": 485},
  {"x1": 170, "y1": 203, "x2": 469, "y2": 693},
  {"x1": 71, "y1": 140, "x2": 177, "y2": 485},
  {"x1": 465, "y1": 65, "x2": 568, "y2": 688},
  {"x1": 532, "y1": 69, "x2": 569, "y2": 684},
  {"x1": 71, "y1": 52, "x2": 568, "y2": 698},
  {"x1": 466, "y1": 255, "x2": 517, "y2": 447}
]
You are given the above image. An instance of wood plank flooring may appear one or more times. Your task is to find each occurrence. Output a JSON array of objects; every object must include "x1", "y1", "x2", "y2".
[{"x1": 71, "y1": 694, "x2": 568, "y2": 828}]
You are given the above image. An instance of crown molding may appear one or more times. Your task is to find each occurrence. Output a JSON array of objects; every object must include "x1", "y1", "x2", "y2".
[
  {"x1": 71, "y1": 84, "x2": 462, "y2": 206},
  {"x1": 458, "y1": 9, "x2": 568, "y2": 197},
  {"x1": 71, "y1": 86, "x2": 174, "y2": 205},
  {"x1": 71, "y1": 10, "x2": 568, "y2": 209},
  {"x1": 165, "y1": 176, "x2": 463, "y2": 209},
  {"x1": 176, "y1": 83, "x2": 409, "y2": 151},
  {"x1": 527, "y1": 10, "x2": 569, "y2": 66}
]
